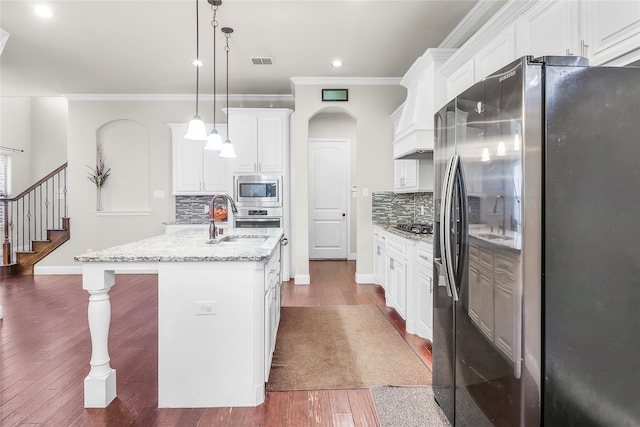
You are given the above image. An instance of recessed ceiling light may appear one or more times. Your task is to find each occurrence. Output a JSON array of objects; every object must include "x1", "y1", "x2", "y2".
[
  {"x1": 34, "y1": 5, "x2": 53, "y2": 18},
  {"x1": 331, "y1": 60, "x2": 343, "y2": 68}
]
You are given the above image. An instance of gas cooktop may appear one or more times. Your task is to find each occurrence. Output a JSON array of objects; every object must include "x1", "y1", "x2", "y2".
[{"x1": 395, "y1": 223, "x2": 433, "y2": 234}]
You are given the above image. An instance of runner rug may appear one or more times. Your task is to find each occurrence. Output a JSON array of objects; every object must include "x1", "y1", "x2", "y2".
[{"x1": 266, "y1": 305, "x2": 431, "y2": 391}]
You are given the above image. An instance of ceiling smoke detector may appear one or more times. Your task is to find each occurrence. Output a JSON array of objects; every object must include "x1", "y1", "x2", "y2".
[{"x1": 251, "y1": 57, "x2": 273, "y2": 65}]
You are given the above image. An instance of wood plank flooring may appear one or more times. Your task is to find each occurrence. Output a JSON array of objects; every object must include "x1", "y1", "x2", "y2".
[{"x1": 0, "y1": 261, "x2": 432, "y2": 426}]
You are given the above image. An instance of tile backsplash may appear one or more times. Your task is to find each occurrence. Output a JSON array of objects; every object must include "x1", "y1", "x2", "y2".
[
  {"x1": 175, "y1": 195, "x2": 230, "y2": 224},
  {"x1": 372, "y1": 192, "x2": 434, "y2": 224}
]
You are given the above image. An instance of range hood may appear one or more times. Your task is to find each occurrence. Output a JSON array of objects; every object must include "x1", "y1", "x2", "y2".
[{"x1": 393, "y1": 49, "x2": 455, "y2": 159}]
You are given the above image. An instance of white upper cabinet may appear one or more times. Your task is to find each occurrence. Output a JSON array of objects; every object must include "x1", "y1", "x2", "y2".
[
  {"x1": 227, "y1": 108, "x2": 292, "y2": 175},
  {"x1": 475, "y1": 24, "x2": 518, "y2": 82},
  {"x1": 393, "y1": 158, "x2": 434, "y2": 193},
  {"x1": 519, "y1": 0, "x2": 640, "y2": 65},
  {"x1": 169, "y1": 123, "x2": 231, "y2": 195},
  {"x1": 519, "y1": 0, "x2": 582, "y2": 58},
  {"x1": 445, "y1": 58, "x2": 475, "y2": 105},
  {"x1": 583, "y1": 0, "x2": 640, "y2": 65}
]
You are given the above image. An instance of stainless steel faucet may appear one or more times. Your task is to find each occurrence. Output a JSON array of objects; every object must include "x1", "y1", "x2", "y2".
[
  {"x1": 493, "y1": 194, "x2": 506, "y2": 235},
  {"x1": 209, "y1": 193, "x2": 238, "y2": 239}
]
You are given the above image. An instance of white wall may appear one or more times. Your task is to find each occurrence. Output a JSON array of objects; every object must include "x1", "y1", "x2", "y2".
[
  {"x1": 291, "y1": 84, "x2": 403, "y2": 284},
  {"x1": 0, "y1": 96, "x2": 66, "y2": 195}
]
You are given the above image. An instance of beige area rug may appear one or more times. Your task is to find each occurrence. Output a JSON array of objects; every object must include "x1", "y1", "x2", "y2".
[
  {"x1": 266, "y1": 305, "x2": 432, "y2": 391},
  {"x1": 371, "y1": 386, "x2": 451, "y2": 427}
]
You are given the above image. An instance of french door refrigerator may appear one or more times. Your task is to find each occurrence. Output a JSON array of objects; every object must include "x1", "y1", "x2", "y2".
[{"x1": 432, "y1": 56, "x2": 640, "y2": 426}]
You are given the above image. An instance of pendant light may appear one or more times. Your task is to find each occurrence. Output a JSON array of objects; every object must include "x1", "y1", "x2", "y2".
[
  {"x1": 204, "y1": 0, "x2": 223, "y2": 151},
  {"x1": 184, "y1": 0, "x2": 208, "y2": 141},
  {"x1": 219, "y1": 26, "x2": 236, "y2": 158}
]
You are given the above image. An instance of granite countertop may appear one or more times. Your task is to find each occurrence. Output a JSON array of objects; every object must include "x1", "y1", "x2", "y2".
[
  {"x1": 74, "y1": 228, "x2": 284, "y2": 263},
  {"x1": 374, "y1": 223, "x2": 434, "y2": 244}
]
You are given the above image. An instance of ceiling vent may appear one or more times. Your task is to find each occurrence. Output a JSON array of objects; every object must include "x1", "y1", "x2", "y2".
[{"x1": 251, "y1": 57, "x2": 273, "y2": 65}]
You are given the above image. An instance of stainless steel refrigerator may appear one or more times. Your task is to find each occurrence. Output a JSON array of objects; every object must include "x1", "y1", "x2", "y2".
[{"x1": 432, "y1": 56, "x2": 640, "y2": 426}]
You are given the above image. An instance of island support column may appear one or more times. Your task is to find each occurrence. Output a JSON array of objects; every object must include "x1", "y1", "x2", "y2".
[{"x1": 82, "y1": 265, "x2": 117, "y2": 408}]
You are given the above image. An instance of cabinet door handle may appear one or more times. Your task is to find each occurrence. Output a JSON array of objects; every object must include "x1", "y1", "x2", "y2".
[
  {"x1": 581, "y1": 40, "x2": 589, "y2": 57},
  {"x1": 390, "y1": 258, "x2": 394, "y2": 270},
  {"x1": 430, "y1": 277, "x2": 433, "y2": 293}
]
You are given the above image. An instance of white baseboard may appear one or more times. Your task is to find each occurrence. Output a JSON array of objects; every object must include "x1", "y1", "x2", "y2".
[
  {"x1": 294, "y1": 274, "x2": 310, "y2": 285},
  {"x1": 34, "y1": 265, "x2": 82, "y2": 275},
  {"x1": 355, "y1": 273, "x2": 376, "y2": 284},
  {"x1": 417, "y1": 321, "x2": 433, "y2": 341},
  {"x1": 348, "y1": 252, "x2": 357, "y2": 261}
]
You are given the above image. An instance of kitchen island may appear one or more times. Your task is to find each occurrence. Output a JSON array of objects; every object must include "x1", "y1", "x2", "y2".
[{"x1": 74, "y1": 227, "x2": 284, "y2": 409}]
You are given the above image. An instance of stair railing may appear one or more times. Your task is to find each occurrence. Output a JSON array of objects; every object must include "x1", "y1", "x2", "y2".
[{"x1": 1, "y1": 163, "x2": 68, "y2": 265}]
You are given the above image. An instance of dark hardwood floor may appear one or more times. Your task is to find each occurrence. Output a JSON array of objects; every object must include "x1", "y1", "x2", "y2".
[{"x1": 0, "y1": 261, "x2": 432, "y2": 426}]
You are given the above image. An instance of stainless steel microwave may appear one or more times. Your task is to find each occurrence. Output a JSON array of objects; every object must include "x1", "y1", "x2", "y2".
[{"x1": 234, "y1": 175, "x2": 282, "y2": 207}]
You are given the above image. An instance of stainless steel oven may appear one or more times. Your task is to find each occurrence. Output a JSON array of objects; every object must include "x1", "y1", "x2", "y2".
[
  {"x1": 234, "y1": 175, "x2": 282, "y2": 207},
  {"x1": 234, "y1": 207, "x2": 282, "y2": 229}
]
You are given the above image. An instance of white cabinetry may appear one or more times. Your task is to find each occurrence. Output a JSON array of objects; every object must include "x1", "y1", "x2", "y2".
[
  {"x1": 475, "y1": 24, "x2": 518, "y2": 82},
  {"x1": 373, "y1": 227, "x2": 387, "y2": 290},
  {"x1": 373, "y1": 227, "x2": 433, "y2": 338},
  {"x1": 169, "y1": 123, "x2": 231, "y2": 195},
  {"x1": 416, "y1": 242, "x2": 433, "y2": 340},
  {"x1": 519, "y1": 0, "x2": 582, "y2": 58},
  {"x1": 583, "y1": 1, "x2": 640, "y2": 65},
  {"x1": 519, "y1": 0, "x2": 640, "y2": 65},
  {"x1": 393, "y1": 157, "x2": 434, "y2": 193},
  {"x1": 445, "y1": 58, "x2": 475, "y2": 105},
  {"x1": 263, "y1": 246, "x2": 281, "y2": 381},
  {"x1": 227, "y1": 108, "x2": 292, "y2": 174},
  {"x1": 384, "y1": 245, "x2": 408, "y2": 319}
]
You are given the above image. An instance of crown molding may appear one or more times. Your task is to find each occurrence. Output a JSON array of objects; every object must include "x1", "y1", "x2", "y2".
[
  {"x1": 63, "y1": 93, "x2": 294, "y2": 102},
  {"x1": 439, "y1": 0, "x2": 505, "y2": 48}
]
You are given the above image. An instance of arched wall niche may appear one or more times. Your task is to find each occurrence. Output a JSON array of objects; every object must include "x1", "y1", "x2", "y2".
[{"x1": 96, "y1": 119, "x2": 150, "y2": 212}]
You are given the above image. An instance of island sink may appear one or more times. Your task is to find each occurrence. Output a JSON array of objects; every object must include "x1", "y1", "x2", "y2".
[{"x1": 208, "y1": 235, "x2": 270, "y2": 245}]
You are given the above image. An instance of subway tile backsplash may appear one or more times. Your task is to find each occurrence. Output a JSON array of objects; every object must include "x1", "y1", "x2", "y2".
[{"x1": 372, "y1": 192, "x2": 434, "y2": 224}]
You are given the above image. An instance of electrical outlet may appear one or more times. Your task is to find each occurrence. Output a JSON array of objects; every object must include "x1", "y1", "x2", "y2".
[{"x1": 195, "y1": 301, "x2": 217, "y2": 315}]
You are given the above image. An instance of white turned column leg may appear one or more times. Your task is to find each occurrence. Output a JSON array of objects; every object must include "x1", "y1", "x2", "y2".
[{"x1": 82, "y1": 267, "x2": 117, "y2": 408}]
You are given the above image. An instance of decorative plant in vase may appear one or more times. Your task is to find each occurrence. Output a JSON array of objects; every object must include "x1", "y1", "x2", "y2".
[{"x1": 87, "y1": 144, "x2": 111, "y2": 211}]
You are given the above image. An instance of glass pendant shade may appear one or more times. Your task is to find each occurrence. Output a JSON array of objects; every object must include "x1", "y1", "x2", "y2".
[
  {"x1": 184, "y1": 115, "x2": 208, "y2": 140},
  {"x1": 204, "y1": 130, "x2": 223, "y2": 151},
  {"x1": 218, "y1": 139, "x2": 236, "y2": 158}
]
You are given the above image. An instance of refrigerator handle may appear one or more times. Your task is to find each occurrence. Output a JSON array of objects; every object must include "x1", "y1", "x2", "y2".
[
  {"x1": 443, "y1": 155, "x2": 460, "y2": 302},
  {"x1": 437, "y1": 156, "x2": 455, "y2": 266},
  {"x1": 455, "y1": 158, "x2": 469, "y2": 292}
]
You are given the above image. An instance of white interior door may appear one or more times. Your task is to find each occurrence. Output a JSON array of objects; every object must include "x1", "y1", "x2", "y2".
[{"x1": 309, "y1": 139, "x2": 348, "y2": 259}]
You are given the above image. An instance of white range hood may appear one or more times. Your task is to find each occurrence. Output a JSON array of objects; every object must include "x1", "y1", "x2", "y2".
[{"x1": 393, "y1": 49, "x2": 455, "y2": 159}]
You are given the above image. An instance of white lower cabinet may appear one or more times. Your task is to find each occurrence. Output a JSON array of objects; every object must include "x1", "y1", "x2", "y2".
[
  {"x1": 385, "y1": 250, "x2": 408, "y2": 319},
  {"x1": 373, "y1": 227, "x2": 387, "y2": 289},
  {"x1": 373, "y1": 226, "x2": 432, "y2": 339},
  {"x1": 416, "y1": 242, "x2": 433, "y2": 340},
  {"x1": 263, "y1": 247, "x2": 281, "y2": 381}
]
